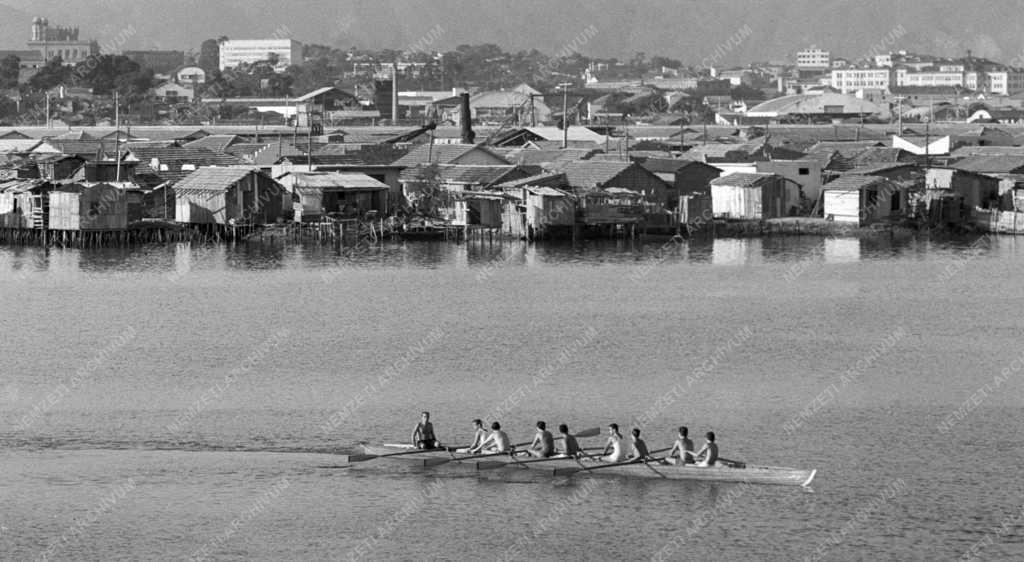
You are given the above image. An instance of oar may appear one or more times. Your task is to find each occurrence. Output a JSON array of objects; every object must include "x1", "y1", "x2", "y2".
[
  {"x1": 345, "y1": 447, "x2": 448, "y2": 463},
  {"x1": 553, "y1": 457, "x2": 650, "y2": 477}
]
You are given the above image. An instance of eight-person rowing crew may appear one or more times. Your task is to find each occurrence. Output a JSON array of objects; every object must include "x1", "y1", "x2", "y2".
[{"x1": 411, "y1": 411, "x2": 720, "y2": 466}]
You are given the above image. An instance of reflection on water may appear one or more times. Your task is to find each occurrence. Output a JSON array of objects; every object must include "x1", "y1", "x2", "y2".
[{"x1": 0, "y1": 233, "x2": 1008, "y2": 279}]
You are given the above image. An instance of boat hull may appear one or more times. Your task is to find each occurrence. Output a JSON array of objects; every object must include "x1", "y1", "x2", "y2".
[{"x1": 357, "y1": 445, "x2": 815, "y2": 486}]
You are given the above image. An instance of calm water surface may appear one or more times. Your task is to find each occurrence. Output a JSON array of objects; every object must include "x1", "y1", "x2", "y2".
[{"x1": 1, "y1": 234, "x2": 1023, "y2": 561}]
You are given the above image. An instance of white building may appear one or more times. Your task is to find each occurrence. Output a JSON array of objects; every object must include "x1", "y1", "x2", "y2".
[
  {"x1": 219, "y1": 39, "x2": 303, "y2": 72},
  {"x1": 981, "y1": 69, "x2": 1024, "y2": 95},
  {"x1": 796, "y1": 48, "x2": 830, "y2": 69},
  {"x1": 874, "y1": 54, "x2": 893, "y2": 68},
  {"x1": 895, "y1": 69, "x2": 963, "y2": 88},
  {"x1": 831, "y1": 68, "x2": 891, "y2": 93}
]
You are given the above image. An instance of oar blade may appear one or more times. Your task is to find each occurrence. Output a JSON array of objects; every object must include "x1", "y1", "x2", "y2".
[
  {"x1": 421, "y1": 457, "x2": 453, "y2": 467},
  {"x1": 475, "y1": 461, "x2": 509, "y2": 470},
  {"x1": 344, "y1": 454, "x2": 378, "y2": 463},
  {"x1": 553, "y1": 466, "x2": 583, "y2": 477},
  {"x1": 573, "y1": 427, "x2": 601, "y2": 438}
]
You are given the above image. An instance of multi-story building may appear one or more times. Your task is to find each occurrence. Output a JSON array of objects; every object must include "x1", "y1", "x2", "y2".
[
  {"x1": 27, "y1": 17, "x2": 99, "y2": 66},
  {"x1": 218, "y1": 39, "x2": 302, "y2": 72},
  {"x1": 830, "y1": 68, "x2": 892, "y2": 93},
  {"x1": 796, "y1": 47, "x2": 830, "y2": 70},
  {"x1": 981, "y1": 69, "x2": 1024, "y2": 95},
  {"x1": 895, "y1": 68, "x2": 964, "y2": 88},
  {"x1": 874, "y1": 54, "x2": 893, "y2": 68}
]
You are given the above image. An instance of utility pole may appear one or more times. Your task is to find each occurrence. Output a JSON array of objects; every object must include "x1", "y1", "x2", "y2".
[
  {"x1": 558, "y1": 82, "x2": 572, "y2": 149},
  {"x1": 392, "y1": 62, "x2": 399, "y2": 126},
  {"x1": 115, "y1": 91, "x2": 121, "y2": 183}
]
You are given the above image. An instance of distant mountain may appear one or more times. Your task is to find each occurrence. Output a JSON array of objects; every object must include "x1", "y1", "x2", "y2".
[{"x1": 0, "y1": 0, "x2": 1022, "y2": 66}]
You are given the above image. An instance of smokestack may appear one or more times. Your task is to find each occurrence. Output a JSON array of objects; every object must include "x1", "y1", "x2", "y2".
[{"x1": 460, "y1": 93, "x2": 475, "y2": 144}]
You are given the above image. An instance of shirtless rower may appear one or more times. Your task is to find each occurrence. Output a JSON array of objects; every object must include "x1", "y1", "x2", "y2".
[
  {"x1": 600, "y1": 423, "x2": 626, "y2": 462},
  {"x1": 694, "y1": 431, "x2": 719, "y2": 467},
  {"x1": 411, "y1": 411, "x2": 440, "y2": 449},
  {"x1": 666, "y1": 426, "x2": 695, "y2": 465},
  {"x1": 463, "y1": 419, "x2": 488, "y2": 454},
  {"x1": 478, "y1": 421, "x2": 511, "y2": 453},
  {"x1": 526, "y1": 421, "x2": 555, "y2": 458},
  {"x1": 628, "y1": 428, "x2": 653, "y2": 461},
  {"x1": 558, "y1": 424, "x2": 583, "y2": 458}
]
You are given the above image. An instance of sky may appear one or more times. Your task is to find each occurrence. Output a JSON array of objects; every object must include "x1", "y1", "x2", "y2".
[{"x1": 2, "y1": 0, "x2": 1023, "y2": 67}]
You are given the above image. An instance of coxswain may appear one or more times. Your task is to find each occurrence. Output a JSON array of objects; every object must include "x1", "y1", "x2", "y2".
[{"x1": 411, "y1": 411, "x2": 440, "y2": 449}]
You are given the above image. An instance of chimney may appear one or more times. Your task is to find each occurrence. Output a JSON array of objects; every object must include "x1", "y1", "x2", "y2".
[{"x1": 460, "y1": 93, "x2": 475, "y2": 144}]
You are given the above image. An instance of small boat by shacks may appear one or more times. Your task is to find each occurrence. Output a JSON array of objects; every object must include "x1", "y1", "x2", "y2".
[{"x1": 354, "y1": 444, "x2": 817, "y2": 487}]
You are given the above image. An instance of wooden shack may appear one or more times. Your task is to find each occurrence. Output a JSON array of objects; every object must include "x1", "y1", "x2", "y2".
[
  {"x1": 578, "y1": 187, "x2": 645, "y2": 224},
  {"x1": 822, "y1": 175, "x2": 906, "y2": 226},
  {"x1": 0, "y1": 180, "x2": 49, "y2": 229},
  {"x1": 277, "y1": 171, "x2": 389, "y2": 221},
  {"x1": 173, "y1": 167, "x2": 287, "y2": 225},
  {"x1": 710, "y1": 172, "x2": 791, "y2": 220},
  {"x1": 452, "y1": 192, "x2": 508, "y2": 228},
  {"x1": 48, "y1": 183, "x2": 128, "y2": 231}
]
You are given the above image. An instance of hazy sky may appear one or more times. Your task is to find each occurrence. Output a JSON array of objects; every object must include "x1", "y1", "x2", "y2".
[{"x1": 2, "y1": 0, "x2": 1023, "y2": 66}]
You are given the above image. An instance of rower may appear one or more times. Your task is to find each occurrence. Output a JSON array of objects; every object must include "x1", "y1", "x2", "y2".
[
  {"x1": 463, "y1": 419, "x2": 487, "y2": 454},
  {"x1": 694, "y1": 431, "x2": 718, "y2": 467},
  {"x1": 666, "y1": 426, "x2": 695, "y2": 465},
  {"x1": 527, "y1": 421, "x2": 555, "y2": 458},
  {"x1": 478, "y1": 421, "x2": 511, "y2": 453},
  {"x1": 411, "y1": 411, "x2": 440, "y2": 450},
  {"x1": 628, "y1": 428, "x2": 653, "y2": 461},
  {"x1": 558, "y1": 424, "x2": 582, "y2": 458},
  {"x1": 600, "y1": 423, "x2": 626, "y2": 462}
]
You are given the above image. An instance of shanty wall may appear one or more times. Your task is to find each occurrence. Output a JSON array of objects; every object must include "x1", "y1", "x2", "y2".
[
  {"x1": 526, "y1": 193, "x2": 575, "y2": 227},
  {"x1": 49, "y1": 185, "x2": 127, "y2": 231},
  {"x1": 0, "y1": 192, "x2": 35, "y2": 229},
  {"x1": 176, "y1": 191, "x2": 227, "y2": 224}
]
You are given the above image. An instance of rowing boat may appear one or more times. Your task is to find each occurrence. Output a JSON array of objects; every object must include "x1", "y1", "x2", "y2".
[{"x1": 357, "y1": 444, "x2": 816, "y2": 487}]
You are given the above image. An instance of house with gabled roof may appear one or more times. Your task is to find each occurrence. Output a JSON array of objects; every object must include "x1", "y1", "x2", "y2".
[
  {"x1": 390, "y1": 143, "x2": 508, "y2": 167},
  {"x1": 172, "y1": 167, "x2": 288, "y2": 225},
  {"x1": 710, "y1": 172, "x2": 794, "y2": 219}
]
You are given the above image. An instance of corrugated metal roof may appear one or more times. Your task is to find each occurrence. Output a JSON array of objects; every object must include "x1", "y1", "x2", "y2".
[
  {"x1": 172, "y1": 167, "x2": 259, "y2": 192},
  {"x1": 399, "y1": 164, "x2": 520, "y2": 186},
  {"x1": 282, "y1": 171, "x2": 388, "y2": 190},
  {"x1": 709, "y1": 172, "x2": 775, "y2": 187},
  {"x1": 391, "y1": 144, "x2": 507, "y2": 167}
]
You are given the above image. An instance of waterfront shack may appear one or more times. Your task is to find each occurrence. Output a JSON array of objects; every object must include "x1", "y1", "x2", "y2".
[
  {"x1": 924, "y1": 168, "x2": 1001, "y2": 213},
  {"x1": 578, "y1": 187, "x2": 644, "y2": 225},
  {"x1": 173, "y1": 167, "x2": 287, "y2": 225},
  {"x1": 709, "y1": 172, "x2": 792, "y2": 219},
  {"x1": 0, "y1": 179, "x2": 49, "y2": 229},
  {"x1": 48, "y1": 183, "x2": 128, "y2": 231},
  {"x1": 452, "y1": 191, "x2": 510, "y2": 229},
  {"x1": 277, "y1": 171, "x2": 389, "y2": 221},
  {"x1": 822, "y1": 175, "x2": 906, "y2": 226}
]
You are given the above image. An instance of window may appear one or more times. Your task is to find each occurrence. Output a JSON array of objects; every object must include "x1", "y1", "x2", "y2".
[
  {"x1": 891, "y1": 192, "x2": 901, "y2": 211},
  {"x1": 798, "y1": 168, "x2": 810, "y2": 176},
  {"x1": 866, "y1": 189, "x2": 879, "y2": 208}
]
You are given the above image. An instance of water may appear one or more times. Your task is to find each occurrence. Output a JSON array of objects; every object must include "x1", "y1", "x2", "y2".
[{"x1": 2, "y1": 235, "x2": 1023, "y2": 561}]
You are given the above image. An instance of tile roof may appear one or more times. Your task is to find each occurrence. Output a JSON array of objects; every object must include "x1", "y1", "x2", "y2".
[
  {"x1": 399, "y1": 164, "x2": 522, "y2": 186},
  {"x1": 172, "y1": 167, "x2": 259, "y2": 192},
  {"x1": 0, "y1": 140, "x2": 42, "y2": 153},
  {"x1": 949, "y1": 145, "x2": 1024, "y2": 159},
  {"x1": 709, "y1": 172, "x2": 776, "y2": 188},
  {"x1": 495, "y1": 172, "x2": 568, "y2": 189},
  {"x1": 951, "y1": 155, "x2": 1024, "y2": 174},
  {"x1": 502, "y1": 148, "x2": 596, "y2": 167},
  {"x1": 840, "y1": 163, "x2": 918, "y2": 176},
  {"x1": 126, "y1": 146, "x2": 247, "y2": 183},
  {"x1": 184, "y1": 135, "x2": 244, "y2": 153},
  {"x1": 554, "y1": 160, "x2": 639, "y2": 189},
  {"x1": 390, "y1": 144, "x2": 507, "y2": 167}
]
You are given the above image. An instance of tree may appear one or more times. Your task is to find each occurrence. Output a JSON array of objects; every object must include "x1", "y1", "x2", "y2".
[
  {"x1": 198, "y1": 39, "x2": 220, "y2": 74},
  {"x1": 1, "y1": 55, "x2": 20, "y2": 89},
  {"x1": 28, "y1": 57, "x2": 71, "y2": 92}
]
